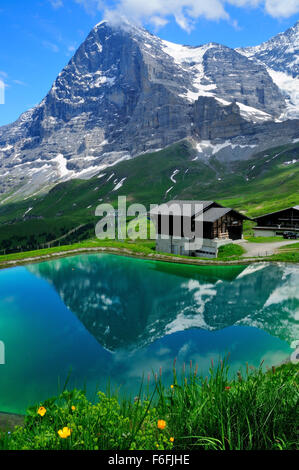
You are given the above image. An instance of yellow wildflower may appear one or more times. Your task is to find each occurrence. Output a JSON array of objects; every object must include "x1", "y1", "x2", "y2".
[
  {"x1": 170, "y1": 385, "x2": 174, "y2": 389},
  {"x1": 157, "y1": 419, "x2": 166, "y2": 430},
  {"x1": 37, "y1": 406, "x2": 46, "y2": 417},
  {"x1": 58, "y1": 427, "x2": 72, "y2": 439},
  {"x1": 71, "y1": 406, "x2": 76, "y2": 411},
  {"x1": 170, "y1": 437, "x2": 174, "y2": 442}
]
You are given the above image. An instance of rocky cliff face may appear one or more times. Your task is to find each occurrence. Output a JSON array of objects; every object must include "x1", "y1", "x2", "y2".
[
  {"x1": 0, "y1": 20, "x2": 298, "y2": 200},
  {"x1": 238, "y1": 21, "x2": 299, "y2": 120}
]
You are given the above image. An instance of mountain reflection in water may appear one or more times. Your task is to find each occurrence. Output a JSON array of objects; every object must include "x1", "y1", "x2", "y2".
[{"x1": 27, "y1": 255, "x2": 299, "y2": 351}]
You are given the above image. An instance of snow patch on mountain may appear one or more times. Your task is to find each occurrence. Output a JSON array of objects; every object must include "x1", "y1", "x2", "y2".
[
  {"x1": 165, "y1": 186, "x2": 174, "y2": 196},
  {"x1": 237, "y1": 21, "x2": 299, "y2": 77},
  {"x1": 54, "y1": 154, "x2": 70, "y2": 178},
  {"x1": 23, "y1": 207, "x2": 33, "y2": 217},
  {"x1": 196, "y1": 140, "x2": 257, "y2": 157},
  {"x1": 0, "y1": 144, "x2": 13, "y2": 153},
  {"x1": 267, "y1": 69, "x2": 299, "y2": 119},
  {"x1": 170, "y1": 169, "x2": 180, "y2": 183},
  {"x1": 161, "y1": 41, "x2": 217, "y2": 102},
  {"x1": 161, "y1": 39, "x2": 279, "y2": 122},
  {"x1": 236, "y1": 102, "x2": 273, "y2": 122},
  {"x1": 113, "y1": 177, "x2": 127, "y2": 191}
]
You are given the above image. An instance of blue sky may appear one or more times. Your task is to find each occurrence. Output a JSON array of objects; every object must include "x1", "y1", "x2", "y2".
[{"x1": 0, "y1": 0, "x2": 298, "y2": 127}]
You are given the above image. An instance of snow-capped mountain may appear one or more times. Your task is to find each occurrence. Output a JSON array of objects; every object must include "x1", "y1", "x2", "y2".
[
  {"x1": 0, "y1": 19, "x2": 298, "y2": 200},
  {"x1": 238, "y1": 21, "x2": 299, "y2": 120},
  {"x1": 238, "y1": 21, "x2": 299, "y2": 77}
]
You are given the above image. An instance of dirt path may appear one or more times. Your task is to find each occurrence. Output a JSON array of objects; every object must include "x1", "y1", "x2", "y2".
[{"x1": 239, "y1": 240, "x2": 299, "y2": 258}]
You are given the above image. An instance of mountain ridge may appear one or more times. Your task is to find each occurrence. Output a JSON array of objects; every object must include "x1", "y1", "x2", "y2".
[
  {"x1": 237, "y1": 20, "x2": 299, "y2": 121},
  {"x1": 237, "y1": 20, "x2": 299, "y2": 77},
  {"x1": 0, "y1": 20, "x2": 298, "y2": 202}
]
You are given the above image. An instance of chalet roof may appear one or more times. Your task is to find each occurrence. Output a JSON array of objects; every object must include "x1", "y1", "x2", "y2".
[
  {"x1": 254, "y1": 206, "x2": 299, "y2": 220},
  {"x1": 150, "y1": 200, "x2": 216, "y2": 217},
  {"x1": 150, "y1": 200, "x2": 251, "y2": 221},
  {"x1": 195, "y1": 207, "x2": 250, "y2": 223},
  {"x1": 200, "y1": 207, "x2": 231, "y2": 223}
]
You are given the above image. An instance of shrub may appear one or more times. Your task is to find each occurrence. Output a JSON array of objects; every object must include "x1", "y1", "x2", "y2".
[
  {"x1": 7, "y1": 390, "x2": 173, "y2": 451},
  {"x1": 217, "y1": 244, "x2": 245, "y2": 259}
]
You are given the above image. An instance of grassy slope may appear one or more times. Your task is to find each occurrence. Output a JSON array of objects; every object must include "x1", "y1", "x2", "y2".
[
  {"x1": 220, "y1": 144, "x2": 299, "y2": 216},
  {"x1": 0, "y1": 139, "x2": 298, "y2": 250},
  {"x1": 1, "y1": 362, "x2": 298, "y2": 450}
]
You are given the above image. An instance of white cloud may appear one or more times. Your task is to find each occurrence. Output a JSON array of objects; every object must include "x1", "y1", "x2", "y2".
[
  {"x1": 75, "y1": 0, "x2": 299, "y2": 32},
  {"x1": 42, "y1": 40, "x2": 60, "y2": 53},
  {"x1": 13, "y1": 79, "x2": 27, "y2": 86},
  {"x1": 49, "y1": 0, "x2": 64, "y2": 8},
  {"x1": 0, "y1": 79, "x2": 5, "y2": 104},
  {"x1": 102, "y1": 0, "x2": 229, "y2": 32},
  {"x1": 264, "y1": 0, "x2": 299, "y2": 18},
  {"x1": 66, "y1": 44, "x2": 77, "y2": 56},
  {"x1": 75, "y1": 0, "x2": 105, "y2": 15},
  {"x1": 0, "y1": 73, "x2": 9, "y2": 101},
  {"x1": 149, "y1": 16, "x2": 169, "y2": 29},
  {"x1": 227, "y1": 0, "x2": 261, "y2": 6}
]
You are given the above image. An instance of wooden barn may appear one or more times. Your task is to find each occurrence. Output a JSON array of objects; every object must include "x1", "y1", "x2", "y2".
[
  {"x1": 254, "y1": 206, "x2": 299, "y2": 237},
  {"x1": 150, "y1": 200, "x2": 249, "y2": 258}
]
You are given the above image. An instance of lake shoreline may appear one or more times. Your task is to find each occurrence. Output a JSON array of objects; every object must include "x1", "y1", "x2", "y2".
[
  {"x1": 0, "y1": 411, "x2": 24, "y2": 431},
  {"x1": 0, "y1": 245, "x2": 288, "y2": 271},
  {"x1": 1, "y1": 359, "x2": 295, "y2": 435}
]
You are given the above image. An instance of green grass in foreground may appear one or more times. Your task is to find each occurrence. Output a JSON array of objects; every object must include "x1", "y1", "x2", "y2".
[
  {"x1": 1, "y1": 361, "x2": 298, "y2": 450},
  {"x1": 271, "y1": 243, "x2": 299, "y2": 263},
  {"x1": 245, "y1": 236, "x2": 284, "y2": 243},
  {"x1": 0, "y1": 239, "x2": 156, "y2": 264}
]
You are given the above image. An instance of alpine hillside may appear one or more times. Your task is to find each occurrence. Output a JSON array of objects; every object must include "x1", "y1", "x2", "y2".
[{"x1": 0, "y1": 139, "x2": 298, "y2": 254}]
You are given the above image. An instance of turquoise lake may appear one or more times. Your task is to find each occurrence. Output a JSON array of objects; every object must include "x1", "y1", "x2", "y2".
[{"x1": 0, "y1": 254, "x2": 298, "y2": 414}]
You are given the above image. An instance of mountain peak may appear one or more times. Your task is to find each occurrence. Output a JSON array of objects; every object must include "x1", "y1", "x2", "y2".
[
  {"x1": 279, "y1": 19, "x2": 299, "y2": 41},
  {"x1": 94, "y1": 17, "x2": 149, "y2": 35},
  {"x1": 238, "y1": 19, "x2": 299, "y2": 78},
  {"x1": 94, "y1": 19, "x2": 108, "y2": 29}
]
